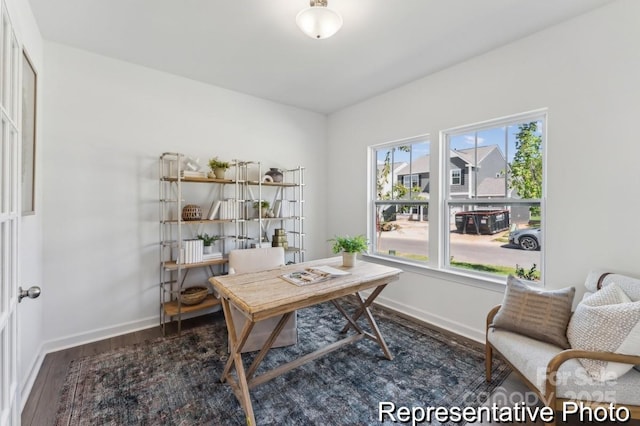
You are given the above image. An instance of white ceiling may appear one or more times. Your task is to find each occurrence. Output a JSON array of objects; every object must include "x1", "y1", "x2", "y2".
[{"x1": 27, "y1": 0, "x2": 615, "y2": 114}]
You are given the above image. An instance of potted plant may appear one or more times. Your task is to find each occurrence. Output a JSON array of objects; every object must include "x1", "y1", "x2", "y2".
[
  {"x1": 329, "y1": 234, "x2": 368, "y2": 267},
  {"x1": 197, "y1": 233, "x2": 220, "y2": 254},
  {"x1": 252, "y1": 200, "x2": 272, "y2": 218},
  {"x1": 208, "y1": 157, "x2": 230, "y2": 179}
]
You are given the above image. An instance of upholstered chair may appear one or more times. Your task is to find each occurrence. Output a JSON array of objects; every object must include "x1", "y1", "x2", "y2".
[{"x1": 227, "y1": 247, "x2": 297, "y2": 352}]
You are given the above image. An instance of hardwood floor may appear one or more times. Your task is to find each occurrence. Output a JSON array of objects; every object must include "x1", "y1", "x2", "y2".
[
  {"x1": 21, "y1": 308, "x2": 640, "y2": 426},
  {"x1": 21, "y1": 313, "x2": 221, "y2": 426}
]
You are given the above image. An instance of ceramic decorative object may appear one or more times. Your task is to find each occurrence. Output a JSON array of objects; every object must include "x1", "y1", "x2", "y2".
[
  {"x1": 181, "y1": 204, "x2": 202, "y2": 221},
  {"x1": 265, "y1": 168, "x2": 283, "y2": 183}
]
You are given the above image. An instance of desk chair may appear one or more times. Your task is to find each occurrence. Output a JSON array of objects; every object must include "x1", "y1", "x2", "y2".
[{"x1": 227, "y1": 247, "x2": 298, "y2": 352}]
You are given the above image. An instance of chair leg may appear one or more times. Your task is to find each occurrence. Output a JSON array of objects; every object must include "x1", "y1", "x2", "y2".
[{"x1": 485, "y1": 343, "x2": 493, "y2": 382}]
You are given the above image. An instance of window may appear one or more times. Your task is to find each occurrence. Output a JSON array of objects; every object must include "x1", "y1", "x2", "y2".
[
  {"x1": 450, "y1": 169, "x2": 461, "y2": 185},
  {"x1": 444, "y1": 112, "x2": 544, "y2": 280},
  {"x1": 402, "y1": 174, "x2": 419, "y2": 188},
  {"x1": 371, "y1": 137, "x2": 430, "y2": 262},
  {"x1": 369, "y1": 111, "x2": 545, "y2": 283}
]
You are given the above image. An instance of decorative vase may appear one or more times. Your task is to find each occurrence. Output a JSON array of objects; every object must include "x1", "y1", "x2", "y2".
[
  {"x1": 265, "y1": 168, "x2": 283, "y2": 183},
  {"x1": 342, "y1": 252, "x2": 357, "y2": 267},
  {"x1": 203, "y1": 245, "x2": 213, "y2": 254},
  {"x1": 181, "y1": 204, "x2": 202, "y2": 221},
  {"x1": 214, "y1": 168, "x2": 226, "y2": 179}
]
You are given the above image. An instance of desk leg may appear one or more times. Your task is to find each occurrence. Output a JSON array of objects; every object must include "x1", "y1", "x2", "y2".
[
  {"x1": 220, "y1": 298, "x2": 257, "y2": 426},
  {"x1": 339, "y1": 284, "x2": 386, "y2": 334},
  {"x1": 356, "y1": 290, "x2": 393, "y2": 360},
  {"x1": 337, "y1": 285, "x2": 393, "y2": 360}
]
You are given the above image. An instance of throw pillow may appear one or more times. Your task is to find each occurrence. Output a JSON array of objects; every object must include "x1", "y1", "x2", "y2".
[
  {"x1": 567, "y1": 283, "x2": 640, "y2": 381},
  {"x1": 492, "y1": 275, "x2": 575, "y2": 349}
]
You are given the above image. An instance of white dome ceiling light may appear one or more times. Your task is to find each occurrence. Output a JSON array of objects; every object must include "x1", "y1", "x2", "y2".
[{"x1": 296, "y1": 0, "x2": 343, "y2": 40}]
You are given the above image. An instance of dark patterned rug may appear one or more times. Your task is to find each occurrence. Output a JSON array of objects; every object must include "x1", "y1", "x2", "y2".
[{"x1": 55, "y1": 302, "x2": 509, "y2": 425}]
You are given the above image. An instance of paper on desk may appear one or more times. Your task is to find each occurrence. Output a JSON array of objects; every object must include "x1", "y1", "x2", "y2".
[
  {"x1": 309, "y1": 265, "x2": 350, "y2": 276},
  {"x1": 280, "y1": 265, "x2": 350, "y2": 286}
]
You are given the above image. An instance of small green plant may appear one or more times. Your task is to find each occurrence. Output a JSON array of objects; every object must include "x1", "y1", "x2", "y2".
[
  {"x1": 252, "y1": 200, "x2": 270, "y2": 210},
  {"x1": 329, "y1": 235, "x2": 368, "y2": 254},
  {"x1": 208, "y1": 157, "x2": 230, "y2": 171},
  {"x1": 197, "y1": 233, "x2": 220, "y2": 246},
  {"x1": 515, "y1": 263, "x2": 539, "y2": 281}
]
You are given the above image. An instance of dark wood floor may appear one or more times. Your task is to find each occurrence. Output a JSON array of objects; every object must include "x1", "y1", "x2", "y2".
[
  {"x1": 21, "y1": 312, "x2": 222, "y2": 426},
  {"x1": 21, "y1": 309, "x2": 640, "y2": 426}
]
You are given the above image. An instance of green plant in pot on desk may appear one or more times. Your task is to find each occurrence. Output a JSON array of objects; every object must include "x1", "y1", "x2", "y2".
[
  {"x1": 197, "y1": 233, "x2": 220, "y2": 254},
  {"x1": 330, "y1": 235, "x2": 368, "y2": 267},
  {"x1": 208, "y1": 157, "x2": 230, "y2": 179}
]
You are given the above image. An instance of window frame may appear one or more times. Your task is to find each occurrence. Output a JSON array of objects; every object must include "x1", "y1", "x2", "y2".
[
  {"x1": 367, "y1": 110, "x2": 547, "y2": 287},
  {"x1": 450, "y1": 169, "x2": 461, "y2": 185},
  {"x1": 441, "y1": 110, "x2": 546, "y2": 280}
]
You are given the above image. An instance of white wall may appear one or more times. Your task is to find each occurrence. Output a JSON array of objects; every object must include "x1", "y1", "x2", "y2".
[
  {"x1": 327, "y1": 0, "x2": 640, "y2": 341},
  {"x1": 40, "y1": 42, "x2": 327, "y2": 348},
  {"x1": 6, "y1": 0, "x2": 45, "y2": 405}
]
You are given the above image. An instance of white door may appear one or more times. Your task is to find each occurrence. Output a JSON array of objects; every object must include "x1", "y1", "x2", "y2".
[{"x1": 1, "y1": 3, "x2": 22, "y2": 424}]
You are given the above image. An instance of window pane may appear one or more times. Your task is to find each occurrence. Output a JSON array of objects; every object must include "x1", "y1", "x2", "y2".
[
  {"x1": 373, "y1": 138, "x2": 430, "y2": 264},
  {"x1": 448, "y1": 203, "x2": 541, "y2": 279},
  {"x1": 445, "y1": 115, "x2": 544, "y2": 281},
  {"x1": 374, "y1": 202, "x2": 429, "y2": 262}
]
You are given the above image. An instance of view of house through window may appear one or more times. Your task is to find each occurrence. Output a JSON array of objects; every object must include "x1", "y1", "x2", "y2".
[
  {"x1": 372, "y1": 138, "x2": 430, "y2": 262},
  {"x1": 371, "y1": 112, "x2": 544, "y2": 282},
  {"x1": 445, "y1": 115, "x2": 544, "y2": 280}
]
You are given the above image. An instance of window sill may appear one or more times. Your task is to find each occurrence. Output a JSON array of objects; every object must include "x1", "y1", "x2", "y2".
[{"x1": 362, "y1": 253, "x2": 507, "y2": 294}]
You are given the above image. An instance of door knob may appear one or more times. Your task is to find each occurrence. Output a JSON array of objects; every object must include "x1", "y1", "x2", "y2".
[{"x1": 18, "y1": 286, "x2": 41, "y2": 303}]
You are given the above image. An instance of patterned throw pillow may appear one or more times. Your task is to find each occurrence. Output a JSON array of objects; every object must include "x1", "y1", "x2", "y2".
[
  {"x1": 492, "y1": 275, "x2": 575, "y2": 349},
  {"x1": 567, "y1": 283, "x2": 640, "y2": 381}
]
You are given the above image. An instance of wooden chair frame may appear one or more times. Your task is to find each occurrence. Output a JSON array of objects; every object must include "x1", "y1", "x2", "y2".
[{"x1": 486, "y1": 305, "x2": 640, "y2": 425}]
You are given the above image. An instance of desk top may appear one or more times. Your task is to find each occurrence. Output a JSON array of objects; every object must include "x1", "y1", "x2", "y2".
[{"x1": 209, "y1": 257, "x2": 402, "y2": 322}]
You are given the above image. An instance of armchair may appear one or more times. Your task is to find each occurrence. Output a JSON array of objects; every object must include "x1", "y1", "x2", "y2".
[
  {"x1": 486, "y1": 271, "x2": 640, "y2": 424},
  {"x1": 226, "y1": 247, "x2": 297, "y2": 352}
]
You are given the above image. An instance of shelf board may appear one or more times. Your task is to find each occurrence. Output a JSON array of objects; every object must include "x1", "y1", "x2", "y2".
[
  {"x1": 163, "y1": 294, "x2": 220, "y2": 316},
  {"x1": 163, "y1": 257, "x2": 228, "y2": 271},
  {"x1": 247, "y1": 180, "x2": 299, "y2": 187},
  {"x1": 162, "y1": 219, "x2": 234, "y2": 224},
  {"x1": 161, "y1": 176, "x2": 236, "y2": 184}
]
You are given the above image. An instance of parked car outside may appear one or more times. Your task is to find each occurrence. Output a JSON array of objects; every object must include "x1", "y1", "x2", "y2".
[{"x1": 509, "y1": 227, "x2": 541, "y2": 250}]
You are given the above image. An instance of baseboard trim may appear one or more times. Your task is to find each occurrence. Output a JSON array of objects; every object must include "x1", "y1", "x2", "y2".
[
  {"x1": 373, "y1": 294, "x2": 485, "y2": 343},
  {"x1": 20, "y1": 348, "x2": 45, "y2": 412},
  {"x1": 40, "y1": 315, "x2": 159, "y2": 355}
]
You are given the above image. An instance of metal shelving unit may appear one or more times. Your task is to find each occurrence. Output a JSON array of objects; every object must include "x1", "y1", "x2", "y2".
[{"x1": 159, "y1": 153, "x2": 305, "y2": 334}]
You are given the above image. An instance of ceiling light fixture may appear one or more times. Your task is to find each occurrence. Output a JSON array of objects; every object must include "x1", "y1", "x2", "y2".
[{"x1": 296, "y1": 0, "x2": 343, "y2": 40}]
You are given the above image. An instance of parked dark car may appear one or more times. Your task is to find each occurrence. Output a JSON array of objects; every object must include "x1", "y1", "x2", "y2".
[{"x1": 509, "y1": 228, "x2": 541, "y2": 250}]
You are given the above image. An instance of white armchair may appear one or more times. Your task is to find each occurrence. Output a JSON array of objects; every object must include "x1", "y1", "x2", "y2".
[{"x1": 226, "y1": 247, "x2": 297, "y2": 352}]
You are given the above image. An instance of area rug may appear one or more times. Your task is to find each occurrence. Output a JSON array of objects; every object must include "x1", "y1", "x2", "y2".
[{"x1": 55, "y1": 303, "x2": 509, "y2": 425}]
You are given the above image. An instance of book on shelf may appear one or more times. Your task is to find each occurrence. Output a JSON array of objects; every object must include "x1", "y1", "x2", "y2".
[
  {"x1": 280, "y1": 265, "x2": 349, "y2": 286},
  {"x1": 219, "y1": 199, "x2": 238, "y2": 220},
  {"x1": 181, "y1": 170, "x2": 207, "y2": 178},
  {"x1": 272, "y1": 200, "x2": 282, "y2": 218},
  {"x1": 176, "y1": 239, "x2": 204, "y2": 264},
  {"x1": 207, "y1": 200, "x2": 221, "y2": 220},
  {"x1": 202, "y1": 252, "x2": 223, "y2": 260}
]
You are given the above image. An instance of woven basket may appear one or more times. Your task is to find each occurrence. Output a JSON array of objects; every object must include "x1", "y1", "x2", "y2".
[
  {"x1": 180, "y1": 286, "x2": 208, "y2": 305},
  {"x1": 181, "y1": 204, "x2": 202, "y2": 221}
]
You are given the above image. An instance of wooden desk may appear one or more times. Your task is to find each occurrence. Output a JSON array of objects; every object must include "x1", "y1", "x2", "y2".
[{"x1": 209, "y1": 257, "x2": 401, "y2": 426}]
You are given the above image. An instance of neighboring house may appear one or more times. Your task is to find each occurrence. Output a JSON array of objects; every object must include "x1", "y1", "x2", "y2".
[{"x1": 397, "y1": 145, "x2": 508, "y2": 199}]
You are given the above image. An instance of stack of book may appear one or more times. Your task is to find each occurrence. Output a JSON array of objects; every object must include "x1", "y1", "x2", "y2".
[
  {"x1": 219, "y1": 199, "x2": 239, "y2": 220},
  {"x1": 177, "y1": 239, "x2": 204, "y2": 264},
  {"x1": 203, "y1": 251, "x2": 223, "y2": 261},
  {"x1": 181, "y1": 170, "x2": 207, "y2": 179}
]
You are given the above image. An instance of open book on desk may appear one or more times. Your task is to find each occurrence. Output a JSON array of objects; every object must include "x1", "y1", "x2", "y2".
[{"x1": 281, "y1": 265, "x2": 350, "y2": 286}]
